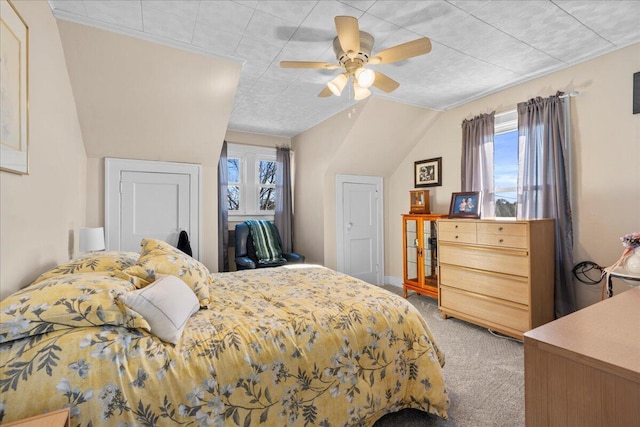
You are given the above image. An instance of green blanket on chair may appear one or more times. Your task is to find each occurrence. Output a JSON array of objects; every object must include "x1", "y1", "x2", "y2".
[{"x1": 245, "y1": 220, "x2": 286, "y2": 264}]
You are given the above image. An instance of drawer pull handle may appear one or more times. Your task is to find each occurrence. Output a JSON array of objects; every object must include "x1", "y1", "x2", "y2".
[
  {"x1": 499, "y1": 239, "x2": 504, "y2": 243},
  {"x1": 499, "y1": 226, "x2": 503, "y2": 231},
  {"x1": 455, "y1": 235, "x2": 459, "y2": 239},
  {"x1": 455, "y1": 225, "x2": 459, "y2": 229}
]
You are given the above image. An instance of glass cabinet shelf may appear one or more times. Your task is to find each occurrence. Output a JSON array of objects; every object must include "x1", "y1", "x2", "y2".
[{"x1": 402, "y1": 213, "x2": 448, "y2": 299}]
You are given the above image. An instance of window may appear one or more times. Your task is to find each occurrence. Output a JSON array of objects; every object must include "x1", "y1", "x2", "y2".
[
  {"x1": 227, "y1": 143, "x2": 277, "y2": 218},
  {"x1": 258, "y1": 160, "x2": 276, "y2": 210},
  {"x1": 493, "y1": 111, "x2": 518, "y2": 217},
  {"x1": 227, "y1": 157, "x2": 240, "y2": 211}
]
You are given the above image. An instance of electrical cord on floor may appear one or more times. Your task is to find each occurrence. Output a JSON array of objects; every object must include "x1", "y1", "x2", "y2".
[
  {"x1": 487, "y1": 329, "x2": 522, "y2": 342},
  {"x1": 572, "y1": 261, "x2": 604, "y2": 285}
]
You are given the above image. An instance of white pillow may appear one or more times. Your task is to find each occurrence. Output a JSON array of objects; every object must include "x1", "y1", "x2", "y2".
[{"x1": 120, "y1": 275, "x2": 199, "y2": 344}]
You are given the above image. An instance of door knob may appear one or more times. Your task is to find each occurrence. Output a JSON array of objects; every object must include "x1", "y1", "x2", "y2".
[{"x1": 347, "y1": 222, "x2": 353, "y2": 231}]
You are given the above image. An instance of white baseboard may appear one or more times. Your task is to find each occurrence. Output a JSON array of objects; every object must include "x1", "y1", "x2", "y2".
[{"x1": 385, "y1": 276, "x2": 403, "y2": 287}]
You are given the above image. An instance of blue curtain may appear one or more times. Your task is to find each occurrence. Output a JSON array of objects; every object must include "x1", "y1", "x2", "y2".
[
  {"x1": 517, "y1": 92, "x2": 576, "y2": 317},
  {"x1": 275, "y1": 147, "x2": 293, "y2": 253},
  {"x1": 217, "y1": 141, "x2": 229, "y2": 272}
]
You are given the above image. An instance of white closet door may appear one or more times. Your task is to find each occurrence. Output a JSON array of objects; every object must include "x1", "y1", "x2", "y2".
[
  {"x1": 336, "y1": 175, "x2": 384, "y2": 285},
  {"x1": 120, "y1": 171, "x2": 190, "y2": 252},
  {"x1": 105, "y1": 158, "x2": 200, "y2": 259}
]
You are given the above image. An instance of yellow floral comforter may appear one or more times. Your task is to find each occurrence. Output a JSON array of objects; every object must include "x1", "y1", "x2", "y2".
[{"x1": 1, "y1": 253, "x2": 448, "y2": 426}]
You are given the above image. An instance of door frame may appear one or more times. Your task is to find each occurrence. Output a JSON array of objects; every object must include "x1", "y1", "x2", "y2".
[
  {"x1": 105, "y1": 157, "x2": 201, "y2": 258},
  {"x1": 335, "y1": 174, "x2": 384, "y2": 285}
]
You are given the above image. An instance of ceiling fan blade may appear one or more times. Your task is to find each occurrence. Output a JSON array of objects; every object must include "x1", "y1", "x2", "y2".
[
  {"x1": 318, "y1": 87, "x2": 333, "y2": 97},
  {"x1": 372, "y1": 72, "x2": 400, "y2": 93},
  {"x1": 370, "y1": 37, "x2": 432, "y2": 64},
  {"x1": 280, "y1": 61, "x2": 340, "y2": 69},
  {"x1": 335, "y1": 16, "x2": 360, "y2": 59}
]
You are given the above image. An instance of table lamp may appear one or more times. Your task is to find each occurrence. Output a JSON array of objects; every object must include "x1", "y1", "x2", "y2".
[{"x1": 79, "y1": 227, "x2": 105, "y2": 253}]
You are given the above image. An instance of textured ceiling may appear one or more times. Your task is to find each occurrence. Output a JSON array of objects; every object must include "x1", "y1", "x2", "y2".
[{"x1": 49, "y1": 0, "x2": 640, "y2": 137}]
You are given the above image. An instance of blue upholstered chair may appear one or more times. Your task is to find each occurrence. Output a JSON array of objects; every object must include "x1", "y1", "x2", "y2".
[{"x1": 234, "y1": 222, "x2": 305, "y2": 270}]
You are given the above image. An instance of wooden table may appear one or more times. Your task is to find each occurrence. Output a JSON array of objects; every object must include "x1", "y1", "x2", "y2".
[
  {"x1": 524, "y1": 286, "x2": 640, "y2": 426},
  {"x1": 2, "y1": 408, "x2": 70, "y2": 427}
]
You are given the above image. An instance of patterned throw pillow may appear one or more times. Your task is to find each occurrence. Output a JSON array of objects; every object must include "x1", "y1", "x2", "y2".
[
  {"x1": 31, "y1": 251, "x2": 140, "y2": 285},
  {"x1": 124, "y1": 239, "x2": 212, "y2": 308},
  {"x1": 0, "y1": 273, "x2": 150, "y2": 344}
]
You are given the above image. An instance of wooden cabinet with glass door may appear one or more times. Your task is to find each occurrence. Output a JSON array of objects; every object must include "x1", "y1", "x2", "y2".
[{"x1": 402, "y1": 214, "x2": 449, "y2": 298}]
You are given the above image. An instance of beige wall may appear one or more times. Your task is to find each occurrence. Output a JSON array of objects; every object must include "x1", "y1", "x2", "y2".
[
  {"x1": 57, "y1": 21, "x2": 242, "y2": 273},
  {"x1": 0, "y1": 1, "x2": 86, "y2": 299},
  {"x1": 225, "y1": 129, "x2": 291, "y2": 148},
  {"x1": 293, "y1": 98, "x2": 442, "y2": 268},
  {"x1": 294, "y1": 43, "x2": 640, "y2": 309}
]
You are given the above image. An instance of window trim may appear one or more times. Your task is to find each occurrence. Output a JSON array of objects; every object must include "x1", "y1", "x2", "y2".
[
  {"x1": 494, "y1": 109, "x2": 517, "y2": 134},
  {"x1": 493, "y1": 110, "x2": 518, "y2": 217},
  {"x1": 227, "y1": 143, "x2": 277, "y2": 220}
]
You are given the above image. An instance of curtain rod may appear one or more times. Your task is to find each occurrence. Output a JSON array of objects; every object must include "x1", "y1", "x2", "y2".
[
  {"x1": 559, "y1": 91, "x2": 580, "y2": 98},
  {"x1": 475, "y1": 90, "x2": 581, "y2": 121}
]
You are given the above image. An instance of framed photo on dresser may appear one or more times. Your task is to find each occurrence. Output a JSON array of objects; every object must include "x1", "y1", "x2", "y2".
[{"x1": 449, "y1": 192, "x2": 481, "y2": 219}]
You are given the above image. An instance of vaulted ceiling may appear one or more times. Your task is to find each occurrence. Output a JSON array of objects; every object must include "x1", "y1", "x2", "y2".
[{"x1": 49, "y1": 0, "x2": 640, "y2": 137}]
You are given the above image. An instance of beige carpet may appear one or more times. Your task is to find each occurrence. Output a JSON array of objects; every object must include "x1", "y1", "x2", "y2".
[{"x1": 374, "y1": 286, "x2": 525, "y2": 427}]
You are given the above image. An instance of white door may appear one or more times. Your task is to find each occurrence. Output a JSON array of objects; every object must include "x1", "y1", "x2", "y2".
[
  {"x1": 336, "y1": 175, "x2": 383, "y2": 285},
  {"x1": 105, "y1": 158, "x2": 200, "y2": 259},
  {"x1": 120, "y1": 171, "x2": 190, "y2": 252}
]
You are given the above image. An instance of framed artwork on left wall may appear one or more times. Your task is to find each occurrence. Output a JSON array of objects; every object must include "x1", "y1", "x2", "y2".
[{"x1": 0, "y1": 0, "x2": 29, "y2": 174}]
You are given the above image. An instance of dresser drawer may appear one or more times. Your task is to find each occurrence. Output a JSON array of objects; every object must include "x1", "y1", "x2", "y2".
[
  {"x1": 438, "y1": 221, "x2": 477, "y2": 244},
  {"x1": 439, "y1": 265, "x2": 529, "y2": 305},
  {"x1": 440, "y1": 286, "x2": 529, "y2": 332},
  {"x1": 477, "y1": 222, "x2": 528, "y2": 249},
  {"x1": 477, "y1": 233, "x2": 528, "y2": 249},
  {"x1": 476, "y1": 222, "x2": 527, "y2": 236},
  {"x1": 439, "y1": 244, "x2": 529, "y2": 277}
]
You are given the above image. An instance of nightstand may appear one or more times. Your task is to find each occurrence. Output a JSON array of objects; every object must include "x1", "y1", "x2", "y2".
[{"x1": 2, "y1": 408, "x2": 70, "y2": 427}]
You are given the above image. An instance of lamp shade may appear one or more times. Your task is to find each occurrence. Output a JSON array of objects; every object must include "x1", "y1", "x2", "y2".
[
  {"x1": 327, "y1": 73, "x2": 348, "y2": 96},
  {"x1": 79, "y1": 227, "x2": 105, "y2": 253},
  {"x1": 355, "y1": 67, "x2": 375, "y2": 88},
  {"x1": 353, "y1": 82, "x2": 371, "y2": 100}
]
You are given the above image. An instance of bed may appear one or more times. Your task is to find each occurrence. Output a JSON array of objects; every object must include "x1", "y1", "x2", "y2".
[{"x1": 0, "y1": 239, "x2": 449, "y2": 426}]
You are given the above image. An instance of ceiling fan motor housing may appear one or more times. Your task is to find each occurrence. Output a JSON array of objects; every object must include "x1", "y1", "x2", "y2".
[{"x1": 333, "y1": 31, "x2": 375, "y2": 65}]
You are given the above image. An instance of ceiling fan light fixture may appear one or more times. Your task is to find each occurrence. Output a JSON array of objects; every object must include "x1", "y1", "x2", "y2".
[
  {"x1": 282, "y1": 16, "x2": 432, "y2": 100},
  {"x1": 353, "y1": 82, "x2": 371, "y2": 100},
  {"x1": 327, "y1": 73, "x2": 348, "y2": 96},
  {"x1": 355, "y1": 67, "x2": 375, "y2": 88}
]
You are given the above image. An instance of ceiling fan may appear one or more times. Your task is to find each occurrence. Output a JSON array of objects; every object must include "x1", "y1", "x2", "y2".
[{"x1": 280, "y1": 16, "x2": 432, "y2": 100}]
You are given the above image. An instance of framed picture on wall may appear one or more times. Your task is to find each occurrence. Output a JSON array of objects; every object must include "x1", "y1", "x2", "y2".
[
  {"x1": 414, "y1": 157, "x2": 442, "y2": 187},
  {"x1": 0, "y1": 0, "x2": 29, "y2": 174},
  {"x1": 449, "y1": 192, "x2": 481, "y2": 219}
]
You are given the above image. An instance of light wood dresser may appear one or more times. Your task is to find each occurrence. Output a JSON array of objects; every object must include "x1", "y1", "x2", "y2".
[
  {"x1": 437, "y1": 218, "x2": 555, "y2": 339},
  {"x1": 524, "y1": 286, "x2": 640, "y2": 426}
]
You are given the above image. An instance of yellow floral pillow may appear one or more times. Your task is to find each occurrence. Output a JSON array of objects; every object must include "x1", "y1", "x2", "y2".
[
  {"x1": 124, "y1": 239, "x2": 211, "y2": 308},
  {"x1": 0, "y1": 273, "x2": 150, "y2": 344},
  {"x1": 31, "y1": 251, "x2": 140, "y2": 285}
]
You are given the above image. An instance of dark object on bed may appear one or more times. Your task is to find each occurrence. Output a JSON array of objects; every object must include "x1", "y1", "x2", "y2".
[
  {"x1": 234, "y1": 221, "x2": 304, "y2": 269},
  {"x1": 177, "y1": 230, "x2": 192, "y2": 256}
]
